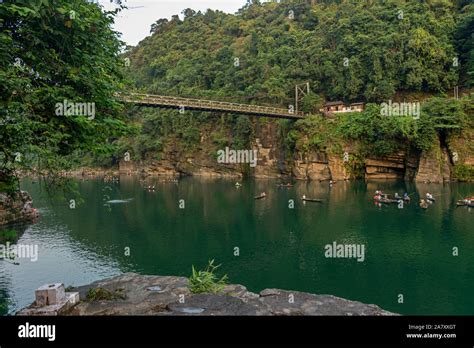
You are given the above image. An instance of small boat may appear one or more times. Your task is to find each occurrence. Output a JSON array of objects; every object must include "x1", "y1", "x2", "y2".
[
  {"x1": 374, "y1": 195, "x2": 398, "y2": 204},
  {"x1": 254, "y1": 193, "x2": 267, "y2": 200},
  {"x1": 302, "y1": 195, "x2": 323, "y2": 203},
  {"x1": 378, "y1": 198, "x2": 399, "y2": 204},
  {"x1": 457, "y1": 199, "x2": 474, "y2": 207},
  {"x1": 425, "y1": 194, "x2": 436, "y2": 202},
  {"x1": 277, "y1": 183, "x2": 293, "y2": 188},
  {"x1": 302, "y1": 197, "x2": 323, "y2": 203}
]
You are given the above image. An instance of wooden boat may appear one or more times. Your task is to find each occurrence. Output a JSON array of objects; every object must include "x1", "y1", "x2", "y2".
[
  {"x1": 457, "y1": 200, "x2": 474, "y2": 207},
  {"x1": 426, "y1": 196, "x2": 436, "y2": 202},
  {"x1": 374, "y1": 196, "x2": 398, "y2": 204},
  {"x1": 302, "y1": 198, "x2": 323, "y2": 203},
  {"x1": 277, "y1": 183, "x2": 293, "y2": 188},
  {"x1": 254, "y1": 193, "x2": 266, "y2": 200}
]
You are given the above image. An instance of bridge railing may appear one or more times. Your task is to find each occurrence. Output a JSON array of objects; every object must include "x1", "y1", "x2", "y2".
[{"x1": 121, "y1": 93, "x2": 305, "y2": 118}]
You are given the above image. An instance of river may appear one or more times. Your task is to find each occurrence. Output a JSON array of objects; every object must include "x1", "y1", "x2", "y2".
[{"x1": 1, "y1": 177, "x2": 473, "y2": 315}]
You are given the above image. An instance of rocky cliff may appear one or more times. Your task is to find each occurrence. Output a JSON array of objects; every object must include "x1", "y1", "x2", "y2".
[
  {"x1": 111, "y1": 119, "x2": 472, "y2": 183},
  {"x1": 0, "y1": 191, "x2": 38, "y2": 227}
]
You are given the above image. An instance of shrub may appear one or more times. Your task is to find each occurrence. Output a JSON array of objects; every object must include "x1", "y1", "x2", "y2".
[
  {"x1": 86, "y1": 287, "x2": 126, "y2": 302},
  {"x1": 0, "y1": 229, "x2": 18, "y2": 243},
  {"x1": 452, "y1": 164, "x2": 474, "y2": 182},
  {"x1": 188, "y1": 259, "x2": 228, "y2": 294}
]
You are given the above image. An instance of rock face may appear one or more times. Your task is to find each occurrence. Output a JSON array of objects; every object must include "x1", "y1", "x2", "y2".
[
  {"x1": 292, "y1": 152, "x2": 332, "y2": 181},
  {"x1": 66, "y1": 120, "x2": 472, "y2": 182},
  {"x1": 0, "y1": 191, "x2": 38, "y2": 226},
  {"x1": 22, "y1": 273, "x2": 396, "y2": 316},
  {"x1": 365, "y1": 153, "x2": 406, "y2": 180},
  {"x1": 328, "y1": 154, "x2": 349, "y2": 181},
  {"x1": 415, "y1": 140, "x2": 451, "y2": 183}
]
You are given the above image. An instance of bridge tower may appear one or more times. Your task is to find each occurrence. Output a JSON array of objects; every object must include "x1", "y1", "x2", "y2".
[{"x1": 295, "y1": 82, "x2": 310, "y2": 113}]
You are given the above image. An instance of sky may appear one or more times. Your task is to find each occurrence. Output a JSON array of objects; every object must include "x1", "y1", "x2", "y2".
[{"x1": 100, "y1": 0, "x2": 249, "y2": 46}]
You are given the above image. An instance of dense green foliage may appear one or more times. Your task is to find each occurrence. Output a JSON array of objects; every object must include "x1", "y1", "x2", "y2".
[
  {"x1": 288, "y1": 96, "x2": 471, "y2": 159},
  {"x1": 1, "y1": 0, "x2": 473, "y2": 188},
  {"x1": 0, "y1": 0, "x2": 128, "y2": 194},
  {"x1": 455, "y1": 1, "x2": 474, "y2": 87},
  {"x1": 123, "y1": 0, "x2": 473, "y2": 167},
  {"x1": 128, "y1": 0, "x2": 470, "y2": 103}
]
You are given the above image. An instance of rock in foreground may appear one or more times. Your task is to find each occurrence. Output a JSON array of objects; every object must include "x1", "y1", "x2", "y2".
[{"x1": 19, "y1": 273, "x2": 396, "y2": 316}]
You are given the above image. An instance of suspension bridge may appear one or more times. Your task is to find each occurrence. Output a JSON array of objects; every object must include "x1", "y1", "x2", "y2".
[{"x1": 120, "y1": 93, "x2": 306, "y2": 119}]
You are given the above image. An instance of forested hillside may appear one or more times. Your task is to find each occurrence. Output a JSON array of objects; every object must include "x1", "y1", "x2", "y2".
[
  {"x1": 127, "y1": 0, "x2": 473, "y2": 103},
  {"x1": 115, "y1": 0, "x2": 473, "y2": 182}
]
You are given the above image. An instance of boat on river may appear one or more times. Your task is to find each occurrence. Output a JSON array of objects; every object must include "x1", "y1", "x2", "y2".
[
  {"x1": 302, "y1": 195, "x2": 323, "y2": 203},
  {"x1": 277, "y1": 183, "x2": 293, "y2": 188},
  {"x1": 456, "y1": 198, "x2": 474, "y2": 207},
  {"x1": 420, "y1": 200, "x2": 429, "y2": 209},
  {"x1": 425, "y1": 193, "x2": 436, "y2": 202},
  {"x1": 255, "y1": 193, "x2": 267, "y2": 200},
  {"x1": 374, "y1": 194, "x2": 399, "y2": 204}
]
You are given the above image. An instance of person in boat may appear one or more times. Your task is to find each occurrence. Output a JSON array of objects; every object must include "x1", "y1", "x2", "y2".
[
  {"x1": 235, "y1": 182, "x2": 241, "y2": 187},
  {"x1": 426, "y1": 192, "x2": 434, "y2": 200},
  {"x1": 403, "y1": 192, "x2": 410, "y2": 201},
  {"x1": 302, "y1": 194, "x2": 306, "y2": 200},
  {"x1": 420, "y1": 199, "x2": 428, "y2": 209},
  {"x1": 394, "y1": 192, "x2": 400, "y2": 199}
]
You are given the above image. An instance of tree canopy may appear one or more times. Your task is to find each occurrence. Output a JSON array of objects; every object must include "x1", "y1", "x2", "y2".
[
  {"x1": 127, "y1": 0, "x2": 469, "y2": 104},
  {"x1": 0, "y1": 0, "x2": 128, "y2": 193}
]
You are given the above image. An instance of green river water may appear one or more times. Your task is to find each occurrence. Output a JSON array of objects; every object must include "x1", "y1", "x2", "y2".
[{"x1": 1, "y1": 177, "x2": 473, "y2": 315}]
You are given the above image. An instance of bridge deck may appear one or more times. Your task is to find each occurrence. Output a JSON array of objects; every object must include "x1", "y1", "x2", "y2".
[{"x1": 121, "y1": 93, "x2": 305, "y2": 119}]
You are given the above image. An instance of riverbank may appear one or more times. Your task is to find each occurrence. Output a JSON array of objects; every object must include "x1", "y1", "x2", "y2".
[{"x1": 17, "y1": 273, "x2": 396, "y2": 316}]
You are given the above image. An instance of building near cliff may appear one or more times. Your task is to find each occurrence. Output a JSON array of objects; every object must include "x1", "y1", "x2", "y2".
[{"x1": 320, "y1": 101, "x2": 364, "y2": 116}]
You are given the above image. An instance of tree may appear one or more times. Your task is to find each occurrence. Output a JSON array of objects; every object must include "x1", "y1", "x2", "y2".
[{"x1": 0, "y1": 0, "x2": 129, "y2": 194}]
